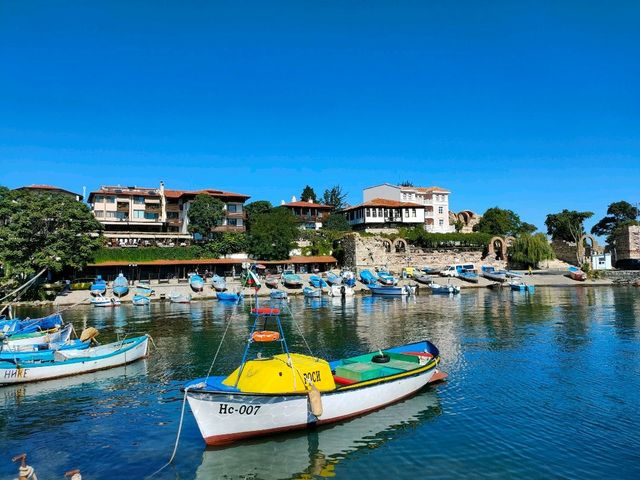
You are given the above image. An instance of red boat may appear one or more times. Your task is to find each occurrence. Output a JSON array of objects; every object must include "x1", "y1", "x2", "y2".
[{"x1": 568, "y1": 266, "x2": 587, "y2": 281}]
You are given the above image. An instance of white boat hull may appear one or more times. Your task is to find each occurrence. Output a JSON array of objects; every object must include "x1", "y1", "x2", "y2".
[
  {"x1": 328, "y1": 285, "x2": 354, "y2": 297},
  {"x1": 0, "y1": 336, "x2": 149, "y2": 385},
  {"x1": 5, "y1": 324, "x2": 73, "y2": 348},
  {"x1": 187, "y1": 366, "x2": 436, "y2": 445}
]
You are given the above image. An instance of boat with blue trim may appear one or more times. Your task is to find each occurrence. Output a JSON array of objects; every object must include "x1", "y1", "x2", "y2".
[
  {"x1": 309, "y1": 275, "x2": 328, "y2": 288},
  {"x1": 112, "y1": 274, "x2": 129, "y2": 297},
  {"x1": 190, "y1": 274, "x2": 205, "y2": 292},
  {"x1": 183, "y1": 304, "x2": 442, "y2": 446},
  {"x1": 90, "y1": 275, "x2": 107, "y2": 296},
  {"x1": 282, "y1": 270, "x2": 304, "y2": 288},
  {"x1": 359, "y1": 270, "x2": 377, "y2": 285},
  {"x1": 481, "y1": 266, "x2": 507, "y2": 283},
  {"x1": 510, "y1": 282, "x2": 535, "y2": 293},
  {"x1": 211, "y1": 274, "x2": 227, "y2": 292},
  {"x1": 325, "y1": 272, "x2": 342, "y2": 286},
  {"x1": 217, "y1": 291, "x2": 243, "y2": 303},
  {"x1": 367, "y1": 284, "x2": 416, "y2": 296},
  {"x1": 134, "y1": 282, "x2": 154, "y2": 297},
  {"x1": 132, "y1": 295, "x2": 150, "y2": 306},
  {"x1": 303, "y1": 286, "x2": 322, "y2": 298},
  {"x1": 430, "y1": 283, "x2": 461, "y2": 295}
]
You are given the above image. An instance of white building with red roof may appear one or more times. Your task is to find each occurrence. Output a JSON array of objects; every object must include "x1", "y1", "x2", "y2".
[
  {"x1": 342, "y1": 198, "x2": 426, "y2": 232},
  {"x1": 281, "y1": 196, "x2": 332, "y2": 230},
  {"x1": 362, "y1": 183, "x2": 453, "y2": 233}
]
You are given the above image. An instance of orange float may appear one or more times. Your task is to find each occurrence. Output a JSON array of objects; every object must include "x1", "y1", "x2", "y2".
[{"x1": 252, "y1": 330, "x2": 280, "y2": 342}]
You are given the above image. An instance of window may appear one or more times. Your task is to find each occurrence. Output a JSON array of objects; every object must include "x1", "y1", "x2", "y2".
[
  {"x1": 144, "y1": 212, "x2": 159, "y2": 220},
  {"x1": 105, "y1": 196, "x2": 115, "y2": 203},
  {"x1": 133, "y1": 196, "x2": 145, "y2": 204},
  {"x1": 228, "y1": 218, "x2": 238, "y2": 226},
  {"x1": 115, "y1": 212, "x2": 127, "y2": 220},
  {"x1": 412, "y1": 208, "x2": 417, "y2": 217},
  {"x1": 378, "y1": 208, "x2": 383, "y2": 217},
  {"x1": 438, "y1": 206, "x2": 443, "y2": 214},
  {"x1": 105, "y1": 211, "x2": 116, "y2": 218},
  {"x1": 227, "y1": 204, "x2": 242, "y2": 213},
  {"x1": 133, "y1": 210, "x2": 145, "y2": 218},
  {"x1": 366, "y1": 208, "x2": 371, "y2": 217},
  {"x1": 94, "y1": 210, "x2": 104, "y2": 218},
  {"x1": 372, "y1": 208, "x2": 377, "y2": 218},
  {"x1": 404, "y1": 209, "x2": 409, "y2": 217},
  {"x1": 95, "y1": 195, "x2": 104, "y2": 202},
  {"x1": 439, "y1": 219, "x2": 444, "y2": 226},
  {"x1": 167, "y1": 211, "x2": 179, "y2": 219}
]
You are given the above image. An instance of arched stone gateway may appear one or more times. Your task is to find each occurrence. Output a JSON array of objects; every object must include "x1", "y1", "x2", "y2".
[
  {"x1": 487, "y1": 236, "x2": 509, "y2": 260},
  {"x1": 381, "y1": 240, "x2": 392, "y2": 253},
  {"x1": 394, "y1": 238, "x2": 407, "y2": 253},
  {"x1": 577, "y1": 234, "x2": 600, "y2": 262}
]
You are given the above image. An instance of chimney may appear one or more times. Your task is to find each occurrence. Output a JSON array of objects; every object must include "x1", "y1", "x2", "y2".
[{"x1": 291, "y1": 195, "x2": 297, "y2": 202}]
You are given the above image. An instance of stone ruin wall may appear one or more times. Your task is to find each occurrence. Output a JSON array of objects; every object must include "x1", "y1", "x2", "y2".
[
  {"x1": 341, "y1": 233, "x2": 507, "y2": 273},
  {"x1": 616, "y1": 225, "x2": 640, "y2": 261}
]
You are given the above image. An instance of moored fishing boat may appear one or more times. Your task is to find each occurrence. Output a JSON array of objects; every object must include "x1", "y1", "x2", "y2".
[
  {"x1": 3, "y1": 323, "x2": 73, "y2": 348},
  {"x1": 303, "y1": 286, "x2": 322, "y2": 298},
  {"x1": 183, "y1": 306, "x2": 441, "y2": 446},
  {"x1": 282, "y1": 270, "x2": 303, "y2": 288},
  {"x1": 340, "y1": 270, "x2": 356, "y2": 287},
  {"x1": 376, "y1": 271, "x2": 397, "y2": 286},
  {"x1": 481, "y1": 266, "x2": 507, "y2": 283},
  {"x1": 325, "y1": 272, "x2": 342, "y2": 286},
  {"x1": 309, "y1": 275, "x2": 328, "y2": 288},
  {"x1": 0, "y1": 313, "x2": 63, "y2": 337},
  {"x1": 91, "y1": 295, "x2": 121, "y2": 307},
  {"x1": 270, "y1": 290, "x2": 288, "y2": 300},
  {"x1": 0, "y1": 335, "x2": 149, "y2": 385},
  {"x1": 112, "y1": 273, "x2": 129, "y2": 297},
  {"x1": 265, "y1": 274, "x2": 280, "y2": 289},
  {"x1": 134, "y1": 282, "x2": 154, "y2": 297},
  {"x1": 413, "y1": 274, "x2": 433, "y2": 285},
  {"x1": 368, "y1": 284, "x2": 415, "y2": 296},
  {"x1": 568, "y1": 266, "x2": 587, "y2": 281},
  {"x1": 132, "y1": 295, "x2": 151, "y2": 306},
  {"x1": 169, "y1": 291, "x2": 192, "y2": 303},
  {"x1": 89, "y1": 275, "x2": 107, "y2": 296},
  {"x1": 510, "y1": 282, "x2": 535, "y2": 293},
  {"x1": 190, "y1": 274, "x2": 205, "y2": 292},
  {"x1": 430, "y1": 283, "x2": 461, "y2": 295},
  {"x1": 211, "y1": 274, "x2": 227, "y2": 292},
  {"x1": 217, "y1": 291, "x2": 243, "y2": 303},
  {"x1": 458, "y1": 269, "x2": 479, "y2": 283},
  {"x1": 328, "y1": 284, "x2": 355, "y2": 297},
  {"x1": 359, "y1": 270, "x2": 377, "y2": 285}
]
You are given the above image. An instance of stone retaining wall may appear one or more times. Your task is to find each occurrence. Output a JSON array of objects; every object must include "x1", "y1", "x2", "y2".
[{"x1": 602, "y1": 269, "x2": 640, "y2": 284}]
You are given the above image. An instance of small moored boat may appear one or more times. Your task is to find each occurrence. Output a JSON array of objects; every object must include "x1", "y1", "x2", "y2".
[
  {"x1": 0, "y1": 335, "x2": 149, "y2": 385},
  {"x1": 134, "y1": 283, "x2": 154, "y2": 297},
  {"x1": 430, "y1": 283, "x2": 461, "y2": 295},
  {"x1": 359, "y1": 270, "x2": 377, "y2": 285},
  {"x1": 183, "y1": 305, "x2": 442, "y2": 446},
  {"x1": 265, "y1": 274, "x2": 280, "y2": 289},
  {"x1": 510, "y1": 282, "x2": 535, "y2": 293},
  {"x1": 481, "y1": 266, "x2": 507, "y2": 283},
  {"x1": 4, "y1": 323, "x2": 73, "y2": 349},
  {"x1": 269, "y1": 290, "x2": 288, "y2": 300},
  {"x1": 325, "y1": 272, "x2": 342, "y2": 286},
  {"x1": 91, "y1": 295, "x2": 121, "y2": 307},
  {"x1": 376, "y1": 271, "x2": 397, "y2": 286},
  {"x1": 368, "y1": 284, "x2": 415, "y2": 296},
  {"x1": 568, "y1": 266, "x2": 587, "y2": 281},
  {"x1": 190, "y1": 274, "x2": 205, "y2": 292},
  {"x1": 169, "y1": 291, "x2": 192, "y2": 303},
  {"x1": 458, "y1": 268, "x2": 479, "y2": 283},
  {"x1": 90, "y1": 275, "x2": 107, "y2": 296},
  {"x1": 132, "y1": 295, "x2": 151, "y2": 306},
  {"x1": 217, "y1": 291, "x2": 243, "y2": 303},
  {"x1": 328, "y1": 284, "x2": 355, "y2": 297},
  {"x1": 303, "y1": 287, "x2": 322, "y2": 298},
  {"x1": 282, "y1": 270, "x2": 303, "y2": 288},
  {"x1": 112, "y1": 273, "x2": 129, "y2": 297},
  {"x1": 211, "y1": 274, "x2": 227, "y2": 292},
  {"x1": 413, "y1": 274, "x2": 433, "y2": 285},
  {"x1": 309, "y1": 275, "x2": 328, "y2": 288}
]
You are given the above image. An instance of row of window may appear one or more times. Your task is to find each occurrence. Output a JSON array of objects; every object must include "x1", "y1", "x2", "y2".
[{"x1": 364, "y1": 207, "x2": 417, "y2": 218}]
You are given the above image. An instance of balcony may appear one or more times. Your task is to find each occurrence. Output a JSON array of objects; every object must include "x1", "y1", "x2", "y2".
[
  {"x1": 145, "y1": 204, "x2": 161, "y2": 212},
  {"x1": 226, "y1": 211, "x2": 247, "y2": 219},
  {"x1": 212, "y1": 225, "x2": 246, "y2": 233},
  {"x1": 117, "y1": 202, "x2": 130, "y2": 212}
]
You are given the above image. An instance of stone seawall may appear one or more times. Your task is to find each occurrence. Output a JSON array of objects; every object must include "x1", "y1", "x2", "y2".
[
  {"x1": 602, "y1": 269, "x2": 640, "y2": 284},
  {"x1": 342, "y1": 233, "x2": 506, "y2": 272}
]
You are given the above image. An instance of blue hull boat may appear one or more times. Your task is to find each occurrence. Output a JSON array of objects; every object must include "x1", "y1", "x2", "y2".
[
  {"x1": 282, "y1": 271, "x2": 303, "y2": 288},
  {"x1": 510, "y1": 282, "x2": 535, "y2": 293},
  {"x1": 481, "y1": 266, "x2": 507, "y2": 283},
  {"x1": 217, "y1": 292, "x2": 243, "y2": 302},
  {"x1": 458, "y1": 271, "x2": 479, "y2": 283},
  {"x1": 359, "y1": 270, "x2": 377, "y2": 285},
  {"x1": 132, "y1": 295, "x2": 151, "y2": 306},
  {"x1": 309, "y1": 275, "x2": 328, "y2": 288},
  {"x1": 112, "y1": 274, "x2": 129, "y2": 297},
  {"x1": 430, "y1": 283, "x2": 461, "y2": 295},
  {"x1": 211, "y1": 274, "x2": 227, "y2": 292},
  {"x1": 368, "y1": 284, "x2": 414, "y2": 296},
  {"x1": 325, "y1": 272, "x2": 342, "y2": 286},
  {"x1": 134, "y1": 283, "x2": 154, "y2": 297},
  {"x1": 270, "y1": 290, "x2": 288, "y2": 300},
  {"x1": 190, "y1": 274, "x2": 205, "y2": 292},
  {"x1": 303, "y1": 287, "x2": 322, "y2": 298},
  {"x1": 376, "y1": 271, "x2": 397, "y2": 286},
  {"x1": 90, "y1": 275, "x2": 107, "y2": 296},
  {"x1": 0, "y1": 313, "x2": 64, "y2": 337}
]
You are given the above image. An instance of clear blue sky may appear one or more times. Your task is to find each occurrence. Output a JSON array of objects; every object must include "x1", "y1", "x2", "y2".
[{"x1": 1, "y1": 0, "x2": 639, "y2": 233}]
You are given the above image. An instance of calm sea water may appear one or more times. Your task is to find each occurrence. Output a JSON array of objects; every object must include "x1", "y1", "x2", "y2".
[{"x1": 2, "y1": 288, "x2": 640, "y2": 479}]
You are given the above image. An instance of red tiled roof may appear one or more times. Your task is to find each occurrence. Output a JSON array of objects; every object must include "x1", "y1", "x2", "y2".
[
  {"x1": 90, "y1": 255, "x2": 337, "y2": 267},
  {"x1": 164, "y1": 189, "x2": 250, "y2": 200},
  {"x1": 413, "y1": 186, "x2": 450, "y2": 193},
  {"x1": 282, "y1": 201, "x2": 332, "y2": 209},
  {"x1": 342, "y1": 198, "x2": 424, "y2": 211}
]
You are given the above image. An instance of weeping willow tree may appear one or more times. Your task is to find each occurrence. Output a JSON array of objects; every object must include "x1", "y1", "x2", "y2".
[{"x1": 508, "y1": 233, "x2": 555, "y2": 268}]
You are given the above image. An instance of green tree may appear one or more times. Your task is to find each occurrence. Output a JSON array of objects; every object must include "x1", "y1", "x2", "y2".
[
  {"x1": 591, "y1": 201, "x2": 639, "y2": 246},
  {"x1": 300, "y1": 185, "x2": 318, "y2": 203},
  {"x1": 187, "y1": 194, "x2": 225, "y2": 239},
  {"x1": 322, "y1": 213, "x2": 351, "y2": 232},
  {"x1": 473, "y1": 207, "x2": 536, "y2": 237},
  {"x1": 508, "y1": 233, "x2": 555, "y2": 268},
  {"x1": 454, "y1": 220, "x2": 464, "y2": 233},
  {"x1": 322, "y1": 185, "x2": 348, "y2": 212},
  {"x1": 244, "y1": 200, "x2": 273, "y2": 231},
  {"x1": 399, "y1": 180, "x2": 414, "y2": 187},
  {"x1": 247, "y1": 208, "x2": 299, "y2": 260},
  {"x1": 0, "y1": 188, "x2": 103, "y2": 279},
  {"x1": 545, "y1": 209, "x2": 594, "y2": 243}
]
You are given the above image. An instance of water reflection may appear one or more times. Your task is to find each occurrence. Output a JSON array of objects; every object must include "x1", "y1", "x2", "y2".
[{"x1": 195, "y1": 389, "x2": 442, "y2": 480}]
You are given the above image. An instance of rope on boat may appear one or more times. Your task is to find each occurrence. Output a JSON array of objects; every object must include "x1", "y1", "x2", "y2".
[
  {"x1": 0, "y1": 267, "x2": 48, "y2": 313},
  {"x1": 204, "y1": 310, "x2": 235, "y2": 381},
  {"x1": 281, "y1": 300, "x2": 315, "y2": 358}
]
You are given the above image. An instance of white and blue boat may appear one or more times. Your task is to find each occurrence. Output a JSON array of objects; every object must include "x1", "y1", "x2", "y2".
[
  {"x1": 112, "y1": 274, "x2": 129, "y2": 297},
  {"x1": 340, "y1": 270, "x2": 356, "y2": 287},
  {"x1": 377, "y1": 271, "x2": 398, "y2": 286},
  {"x1": 3, "y1": 323, "x2": 73, "y2": 349},
  {"x1": 90, "y1": 275, "x2": 107, "y2": 296},
  {"x1": 359, "y1": 270, "x2": 377, "y2": 285},
  {"x1": 270, "y1": 290, "x2": 288, "y2": 300},
  {"x1": 134, "y1": 282, "x2": 154, "y2": 297},
  {"x1": 211, "y1": 274, "x2": 227, "y2": 292},
  {"x1": 303, "y1": 286, "x2": 322, "y2": 298},
  {"x1": 481, "y1": 266, "x2": 507, "y2": 283},
  {"x1": 1, "y1": 313, "x2": 63, "y2": 337},
  {"x1": 1, "y1": 338, "x2": 90, "y2": 362},
  {"x1": 169, "y1": 291, "x2": 192, "y2": 303},
  {"x1": 132, "y1": 295, "x2": 150, "y2": 306},
  {"x1": 0, "y1": 335, "x2": 149, "y2": 385},
  {"x1": 368, "y1": 284, "x2": 415, "y2": 296},
  {"x1": 309, "y1": 275, "x2": 328, "y2": 288},
  {"x1": 190, "y1": 274, "x2": 205, "y2": 292},
  {"x1": 430, "y1": 283, "x2": 461, "y2": 295},
  {"x1": 217, "y1": 291, "x2": 243, "y2": 303},
  {"x1": 91, "y1": 295, "x2": 121, "y2": 307},
  {"x1": 510, "y1": 282, "x2": 535, "y2": 293},
  {"x1": 458, "y1": 268, "x2": 479, "y2": 283},
  {"x1": 325, "y1": 272, "x2": 342, "y2": 286},
  {"x1": 282, "y1": 270, "x2": 303, "y2": 288}
]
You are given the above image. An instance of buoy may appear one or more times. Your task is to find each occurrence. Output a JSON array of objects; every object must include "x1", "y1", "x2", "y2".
[
  {"x1": 80, "y1": 327, "x2": 99, "y2": 342},
  {"x1": 372, "y1": 353, "x2": 390, "y2": 363},
  {"x1": 308, "y1": 384, "x2": 323, "y2": 417},
  {"x1": 252, "y1": 330, "x2": 280, "y2": 342},
  {"x1": 65, "y1": 469, "x2": 82, "y2": 480}
]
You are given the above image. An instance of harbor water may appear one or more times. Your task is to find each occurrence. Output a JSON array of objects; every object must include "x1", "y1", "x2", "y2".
[{"x1": 2, "y1": 287, "x2": 640, "y2": 479}]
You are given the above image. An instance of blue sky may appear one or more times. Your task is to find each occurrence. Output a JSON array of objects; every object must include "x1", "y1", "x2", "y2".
[{"x1": 1, "y1": 0, "x2": 639, "y2": 233}]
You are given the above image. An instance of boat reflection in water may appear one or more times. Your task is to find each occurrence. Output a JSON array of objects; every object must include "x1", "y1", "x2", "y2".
[{"x1": 195, "y1": 389, "x2": 442, "y2": 480}]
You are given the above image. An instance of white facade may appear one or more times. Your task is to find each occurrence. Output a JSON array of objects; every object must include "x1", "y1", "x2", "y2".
[
  {"x1": 343, "y1": 201, "x2": 425, "y2": 232},
  {"x1": 363, "y1": 183, "x2": 453, "y2": 233},
  {"x1": 591, "y1": 253, "x2": 612, "y2": 270}
]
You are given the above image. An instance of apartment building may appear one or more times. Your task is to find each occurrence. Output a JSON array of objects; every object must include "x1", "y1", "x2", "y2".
[
  {"x1": 362, "y1": 183, "x2": 453, "y2": 233},
  {"x1": 281, "y1": 197, "x2": 332, "y2": 230},
  {"x1": 88, "y1": 182, "x2": 250, "y2": 247},
  {"x1": 16, "y1": 184, "x2": 84, "y2": 201}
]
